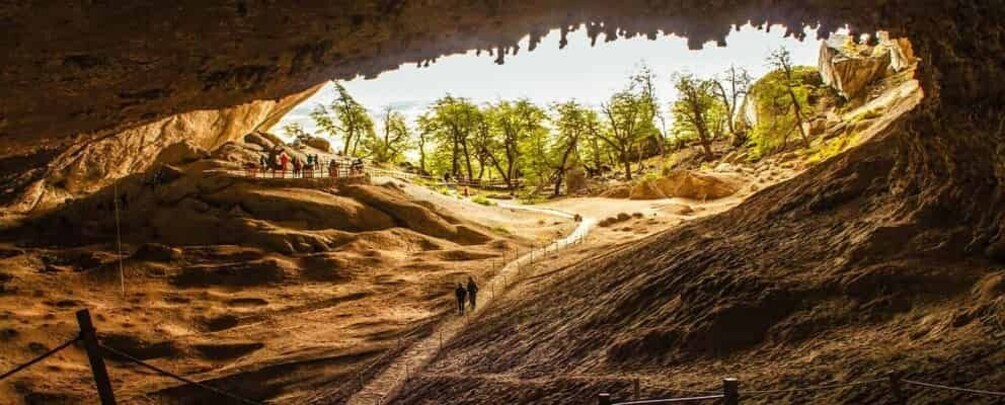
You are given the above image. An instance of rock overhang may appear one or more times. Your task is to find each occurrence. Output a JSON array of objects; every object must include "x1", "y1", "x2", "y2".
[{"x1": 2, "y1": 0, "x2": 927, "y2": 151}]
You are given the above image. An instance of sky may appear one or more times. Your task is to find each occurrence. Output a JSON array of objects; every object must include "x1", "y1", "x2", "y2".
[{"x1": 272, "y1": 24, "x2": 827, "y2": 138}]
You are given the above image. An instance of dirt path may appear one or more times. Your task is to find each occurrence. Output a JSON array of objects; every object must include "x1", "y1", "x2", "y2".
[{"x1": 345, "y1": 205, "x2": 595, "y2": 405}]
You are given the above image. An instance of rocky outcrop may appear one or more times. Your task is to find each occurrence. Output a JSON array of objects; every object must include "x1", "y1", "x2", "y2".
[
  {"x1": 629, "y1": 171, "x2": 742, "y2": 200},
  {"x1": 302, "y1": 136, "x2": 332, "y2": 153},
  {"x1": 819, "y1": 32, "x2": 916, "y2": 99},
  {"x1": 737, "y1": 66, "x2": 824, "y2": 132},
  {"x1": 1, "y1": 84, "x2": 320, "y2": 215}
]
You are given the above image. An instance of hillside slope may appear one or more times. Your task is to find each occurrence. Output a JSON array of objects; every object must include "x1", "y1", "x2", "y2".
[{"x1": 394, "y1": 106, "x2": 1004, "y2": 404}]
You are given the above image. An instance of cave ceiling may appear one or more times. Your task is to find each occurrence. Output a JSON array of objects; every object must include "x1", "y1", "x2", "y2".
[{"x1": 1, "y1": 0, "x2": 927, "y2": 157}]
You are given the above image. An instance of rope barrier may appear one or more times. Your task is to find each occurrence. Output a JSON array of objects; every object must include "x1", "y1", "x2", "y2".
[
  {"x1": 903, "y1": 379, "x2": 1005, "y2": 397},
  {"x1": 305, "y1": 320, "x2": 433, "y2": 404},
  {"x1": 654, "y1": 387, "x2": 722, "y2": 396},
  {"x1": 0, "y1": 335, "x2": 80, "y2": 381},
  {"x1": 742, "y1": 378, "x2": 887, "y2": 395},
  {"x1": 98, "y1": 343, "x2": 265, "y2": 405},
  {"x1": 613, "y1": 395, "x2": 724, "y2": 405}
]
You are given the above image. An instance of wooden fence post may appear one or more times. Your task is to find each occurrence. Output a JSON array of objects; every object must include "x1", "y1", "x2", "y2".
[
  {"x1": 889, "y1": 372, "x2": 906, "y2": 404},
  {"x1": 597, "y1": 393, "x2": 611, "y2": 405},
  {"x1": 76, "y1": 309, "x2": 117, "y2": 405},
  {"x1": 723, "y1": 377, "x2": 739, "y2": 405}
]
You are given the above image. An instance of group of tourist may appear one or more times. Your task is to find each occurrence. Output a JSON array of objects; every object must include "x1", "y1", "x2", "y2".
[{"x1": 251, "y1": 150, "x2": 365, "y2": 179}]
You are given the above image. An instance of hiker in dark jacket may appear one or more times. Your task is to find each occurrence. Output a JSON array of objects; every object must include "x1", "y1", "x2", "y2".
[
  {"x1": 467, "y1": 277, "x2": 479, "y2": 309},
  {"x1": 455, "y1": 283, "x2": 467, "y2": 315}
]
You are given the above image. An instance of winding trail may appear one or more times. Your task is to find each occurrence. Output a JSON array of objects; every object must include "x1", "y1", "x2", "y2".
[{"x1": 346, "y1": 202, "x2": 596, "y2": 405}]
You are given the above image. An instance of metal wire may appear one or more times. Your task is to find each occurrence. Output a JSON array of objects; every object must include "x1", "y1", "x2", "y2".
[
  {"x1": 743, "y1": 378, "x2": 888, "y2": 395},
  {"x1": 99, "y1": 343, "x2": 265, "y2": 405},
  {"x1": 613, "y1": 395, "x2": 724, "y2": 404},
  {"x1": 0, "y1": 335, "x2": 80, "y2": 381},
  {"x1": 903, "y1": 379, "x2": 1005, "y2": 397}
]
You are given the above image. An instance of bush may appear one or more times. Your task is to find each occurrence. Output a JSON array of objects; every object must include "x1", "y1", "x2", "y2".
[
  {"x1": 472, "y1": 195, "x2": 495, "y2": 206},
  {"x1": 745, "y1": 66, "x2": 824, "y2": 157}
]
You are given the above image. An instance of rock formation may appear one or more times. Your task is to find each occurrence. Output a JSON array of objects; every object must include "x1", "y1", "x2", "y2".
[
  {"x1": 1, "y1": 1, "x2": 1004, "y2": 403},
  {"x1": 629, "y1": 171, "x2": 742, "y2": 200},
  {"x1": 1, "y1": 84, "x2": 321, "y2": 215},
  {"x1": 819, "y1": 32, "x2": 917, "y2": 99}
]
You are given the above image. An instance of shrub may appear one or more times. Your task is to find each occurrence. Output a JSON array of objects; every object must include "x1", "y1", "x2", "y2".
[{"x1": 472, "y1": 195, "x2": 495, "y2": 206}]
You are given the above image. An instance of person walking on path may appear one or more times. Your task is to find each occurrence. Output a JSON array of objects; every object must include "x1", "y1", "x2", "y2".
[
  {"x1": 466, "y1": 277, "x2": 479, "y2": 310},
  {"x1": 279, "y1": 152, "x2": 289, "y2": 177},
  {"x1": 454, "y1": 283, "x2": 468, "y2": 315}
]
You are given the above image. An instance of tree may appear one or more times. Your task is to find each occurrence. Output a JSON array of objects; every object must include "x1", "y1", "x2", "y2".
[
  {"x1": 550, "y1": 101, "x2": 597, "y2": 195},
  {"x1": 364, "y1": 106, "x2": 411, "y2": 163},
  {"x1": 415, "y1": 113, "x2": 434, "y2": 175},
  {"x1": 671, "y1": 72, "x2": 726, "y2": 161},
  {"x1": 596, "y1": 87, "x2": 657, "y2": 180},
  {"x1": 424, "y1": 95, "x2": 482, "y2": 180},
  {"x1": 282, "y1": 122, "x2": 311, "y2": 144},
  {"x1": 632, "y1": 64, "x2": 669, "y2": 162},
  {"x1": 712, "y1": 65, "x2": 753, "y2": 145},
  {"x1": 482, "y1": 100, "x2": 548, "y2": 190},
  {"x1": 309, "y1": 82, "x2": 374, "y2": 155},
  {"x1": 767, "y1": 47, "x2": 810, "y2": 147}
]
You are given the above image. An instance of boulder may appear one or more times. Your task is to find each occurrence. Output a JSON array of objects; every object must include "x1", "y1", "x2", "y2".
[
  {"x1": 667, "y1": 171, "x2": 741, "y2": 200},
  {"x1": 564, "y1": 168, "x2": 588, "y2": 195},
  {"x1": 600, "y1": 185, "x2": 630, "y2": 199},
  {"x1": 243, "y1": 132, "x2": 277, "y2": 149},
  {"x1": 630, "y1": 171, "x2": 742, "y2": 201},
  {"x1": 819, "y1": 33, "x2": 916, "y2": 99},
  {"x1": 302, "y1": 136, "x2": 332, "y2": 153},
  {"x1": 155, "y1": 141, "x2": 210, "y2": 165},
  {"x1": 629, "y1": 180, "x2": 668, "y2": 200}
]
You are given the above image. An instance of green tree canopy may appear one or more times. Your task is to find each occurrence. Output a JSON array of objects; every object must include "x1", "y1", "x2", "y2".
[
  {"x1": 364, "y1": 106, "x2": 412, "y2": 163},
  {"x1": 671, "y1": 72, "x2": 728, "y2": 160},
  {"x1": 309, "y1": 82, "x2": 374, "y2": 155}
]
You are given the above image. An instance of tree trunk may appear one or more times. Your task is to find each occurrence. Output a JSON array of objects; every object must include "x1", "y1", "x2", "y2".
[
  {"x1": 451, "y1": 136, "x2": 460, "y2": 178},
  {"x1": 462, "y1": 142, "x2": 474, "y2": 180},
  {"x1": 788, "y1": 88, "x2": 810, "y2": 147},
  {"x1": 553, "y1": 167, "x2": 564, "y2": 196},
  {"x1": 622, "y1": 152, "x2": 632, "y2": 181}
]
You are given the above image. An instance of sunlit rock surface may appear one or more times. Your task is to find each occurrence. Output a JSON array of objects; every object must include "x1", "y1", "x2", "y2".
[
  {"x1": 819, "y1": 32, "x2": 917, "y2": 99},
  {"x1": 1, "y1": 84, "x2": 320, "y2": 215}
]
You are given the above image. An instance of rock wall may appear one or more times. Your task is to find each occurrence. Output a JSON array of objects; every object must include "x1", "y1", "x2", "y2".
[{"x1": 1, "y1": 84, "x2": 321, "y2": 215}]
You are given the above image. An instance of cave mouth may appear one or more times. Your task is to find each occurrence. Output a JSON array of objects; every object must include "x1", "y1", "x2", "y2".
[
  {"x1": 13, "y1": 1, "x2": 1005, "y2": 403},
  {"x1": 260, "y1": 23, "x2": 920, "y2": 204},
  {"x1": 272, "y1": 23, "x2": 825, "y2": 142}
]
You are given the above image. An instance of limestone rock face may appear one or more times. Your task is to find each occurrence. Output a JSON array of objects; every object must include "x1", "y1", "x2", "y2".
[
  {"x1": 2, "y1": 84, "x2": 320, "y2": 215},
  {"x1": 818, "y1": 33, "x2": 916, "y2": 99}
]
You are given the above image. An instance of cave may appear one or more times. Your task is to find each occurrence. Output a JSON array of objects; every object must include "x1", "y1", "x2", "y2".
[{"x1": 1, "y1": 1, "x2": 1003, "y2": 404}]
